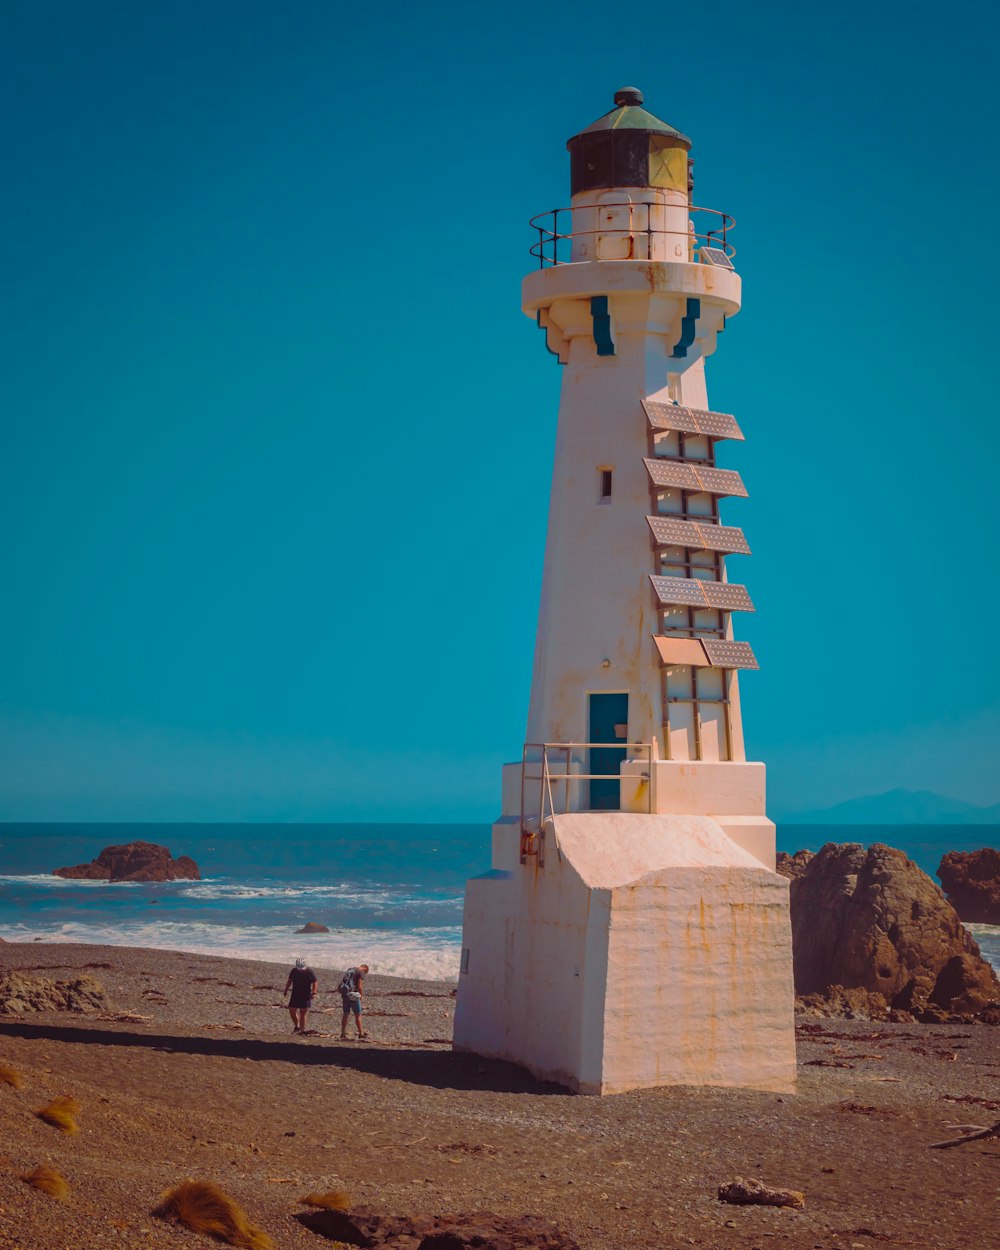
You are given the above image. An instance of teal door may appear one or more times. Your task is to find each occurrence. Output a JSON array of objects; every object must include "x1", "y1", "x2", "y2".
[{"x1": 588, "y1": 692, "x2": 628, "y2": 810}]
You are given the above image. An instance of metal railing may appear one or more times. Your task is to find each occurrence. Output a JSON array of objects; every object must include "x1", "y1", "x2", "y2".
[
  {"x1": 529, "y1": 203, "x2": 735, "y2": 269},
  {"x1": 519, "y1": 741, "x2": 654, "y2": 865}
]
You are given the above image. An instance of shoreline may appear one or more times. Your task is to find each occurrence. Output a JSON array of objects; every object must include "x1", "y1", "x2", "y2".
[
  {"x1": 0, "y1": 925, "x2": 464, "y2": 985},
  {"x1": 2, "y1": 919, "x2": 997, "y2": 982},
  {"x1": 2, "y1": 941, "x2": 999, "y2": 1249}
]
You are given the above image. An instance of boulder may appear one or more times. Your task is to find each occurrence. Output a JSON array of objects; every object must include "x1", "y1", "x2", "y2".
[
  {"x1": 53, "y1": 841, "x2": 200, "y2": 882},
  {"x1": 0, "y1": 972, "x2": 109, "y2": 1015},
  {"x1": 296, "y1": 1208, "x2": 580, "y2": 1249},
  {"x1": 296, "y1": 922, "x2": 330, "y2": 934},
  {"x1": 787, "y1": 842, "x2": 999, "y2": 1017},
  {"x1": 797, "y1": 985, "x2": 889, "y2": 1020},
  {"x1": 937, "y1": 849, "x2": 1000, "y2": 924},
  {"x1": 776, "y1": 849, "x2": 814, "y2": 880}
]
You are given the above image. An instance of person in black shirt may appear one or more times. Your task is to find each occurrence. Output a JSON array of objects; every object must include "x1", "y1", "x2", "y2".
[{"x1": 283, "y1": 958, "x2": 317, "y2": 1034}]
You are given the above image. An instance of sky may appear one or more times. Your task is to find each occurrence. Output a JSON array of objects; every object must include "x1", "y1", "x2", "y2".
[{"x1": 1, "y1": 0, "x2": 998, "y2": 822}]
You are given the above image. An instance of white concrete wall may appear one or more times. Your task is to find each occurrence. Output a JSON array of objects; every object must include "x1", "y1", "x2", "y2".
[
  {"x1": 453, "y1": 821, "x2": 612, "y2": 1091},
  {"x1": 602, "y1": 862, "x2": 794, "y2": 1092},
  {"x1": 520, "y1": 256, "x2": 741, "y2": 759},
  {"x1": 524, "y1": 325, "x2": 674, "y2": 753},
  {"x1": 454, "y1": 811, "x2": 796, "y2": 1094}
]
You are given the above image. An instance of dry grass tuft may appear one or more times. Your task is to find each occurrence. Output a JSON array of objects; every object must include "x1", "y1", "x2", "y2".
[
  {"x1": 20, "y1": 1164, "x2": 69, "y2": 1201},
  {"x1": 152, "y1": 1180, "x2": 274, "y2": 1250},
  {"x1": 0, "y1": 1062, "x2": 24, "y2": 1089},
  {"x1": 298, "y1": 1189, "x2": 351, "y2": 1211},
  {"x1": 34, "y1": 1096, "x2": 80, "y2": 1134}
]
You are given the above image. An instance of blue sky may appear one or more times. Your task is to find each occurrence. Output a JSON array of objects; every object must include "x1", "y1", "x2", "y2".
[{"x1": 1, "y1": 0, "x2": 997, "y2": 821}]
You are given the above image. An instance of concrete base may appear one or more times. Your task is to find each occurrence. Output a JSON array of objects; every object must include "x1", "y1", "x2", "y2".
[
  {"x1": 624, "y1": 759, "x2": 776, "y2": 867},
  {"x1": 454, "y1": 810, "x2": 796, "y2": 1095}
]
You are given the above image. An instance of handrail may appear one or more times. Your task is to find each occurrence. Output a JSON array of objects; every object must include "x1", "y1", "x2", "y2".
[
  {"x1": 520, "y1": 741, "x2": 653, "y2": 865},
  {"x1": 529, "y1": 202, "x2": 735, "y2": 269}
]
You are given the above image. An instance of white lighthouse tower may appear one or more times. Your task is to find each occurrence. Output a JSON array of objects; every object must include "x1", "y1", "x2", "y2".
[{"x1": 454, "y1": 89, "x2": 796, "y2": 1095}]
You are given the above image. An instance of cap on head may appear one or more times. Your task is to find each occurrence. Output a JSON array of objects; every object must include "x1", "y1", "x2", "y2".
[{"x1": 294, "y1": 957, "x2": 306, "y2": 968}]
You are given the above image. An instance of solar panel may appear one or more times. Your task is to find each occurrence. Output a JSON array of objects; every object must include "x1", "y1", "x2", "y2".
[
  {"x1": 644, "y1": 459, "x2": 702, "y2": 490},
  {"x1": 701, "y1": 640, "x2": 759, "y2": 670},
  {"x1": 648, "y1": 517, "x2": 751, "y2": 555},
  {"x1": 646, "y1": 517, "x2": 703, "y2": 548},
  {"x1": 649, "y1": 575, "x2": 710, "y2": 607},
  {"x1": 694, "y1": 410, "x2": 744, "y2": 439},
  {"x1": 702, "y1": 582, "x2": 755, "y2": 611},
  {"x1": 696, "y1": 522, "x2": 752, "y2": 555},
  {"x1": 699, "y1": 246, "x2": 735, "y2": 271},
  {"x1": 649, "y1": 575, "x2": 754, "y2": 612},
  {"x1": 644, "y1": 401, "x2": 701, "y2": 436},
  {"x1": 644, "y1": 459, "x2": 748, "y2": 498},
  {"x1": 643, "y1": 400, "x2": 745, "y2": 441},
  {"x1": 693, "y1": 466, "x2": 748, "y2": 497}
]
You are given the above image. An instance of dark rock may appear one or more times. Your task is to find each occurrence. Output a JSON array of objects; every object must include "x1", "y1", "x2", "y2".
[
  {"x1": 296, "y1": 922, "x2": 330, "y2": 934},
  {"x1": 937, "y1": 848, "x2": 1000, "y2": 924},
  {"x1": 0, "y1": 972, "x2": 109, "y2": 1015},
  {"x1": 296, "y1": 1208, "x2": 581, "y2": 1249},
  {"x1": 776, "y1": 849, "x2": 814, "y2": 880},
  {"x1": 53, "y1": 841, "x2": 200, "y2": 882},
  {"x1": 788, "y1": 842, "x2": 999, "y2": 1017},
  {"x1": 887, "y1": 1008, "x2": 916, "y2": 1023},
  {"x1": 798, "y1": 985, "x2": 889, "y2": 1020}
]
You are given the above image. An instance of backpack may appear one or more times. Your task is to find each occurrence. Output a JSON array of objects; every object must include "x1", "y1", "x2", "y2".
[{"x1": 338, "y1": 968, "x2": 358, "y2": 995}]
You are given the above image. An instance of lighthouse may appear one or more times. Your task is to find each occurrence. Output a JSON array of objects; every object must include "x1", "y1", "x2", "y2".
[{"x1": 453, "y1": 89, "x2": 796, "y2": 1094}]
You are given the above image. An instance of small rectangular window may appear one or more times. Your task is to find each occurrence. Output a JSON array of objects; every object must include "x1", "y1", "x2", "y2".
[{"x1": 599, "y1": 468, "x2": 613, "y2": 501}]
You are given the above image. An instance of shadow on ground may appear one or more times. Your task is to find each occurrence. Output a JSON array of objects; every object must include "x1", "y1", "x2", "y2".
[{"x1": 0, "y1": 1019, "x2": 567, "y2": 1096}]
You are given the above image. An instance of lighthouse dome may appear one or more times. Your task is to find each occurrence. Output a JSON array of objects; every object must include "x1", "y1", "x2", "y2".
[{"x1": 568, "y1": 87, "x2": 691, "y2": 196}]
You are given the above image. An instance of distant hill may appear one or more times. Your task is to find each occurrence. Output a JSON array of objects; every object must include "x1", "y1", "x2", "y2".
[{"x1": 788, "y1": 789, "x2": 1000, "y2": 826}]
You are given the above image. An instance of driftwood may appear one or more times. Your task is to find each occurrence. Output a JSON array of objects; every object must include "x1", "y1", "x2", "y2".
[
  {"x1": 930, "y1": 1121, "x2": 1000, "y2": 1150},
  {"x1": 718, "y1": 1177, "x2": 805, "y2": 1209}
]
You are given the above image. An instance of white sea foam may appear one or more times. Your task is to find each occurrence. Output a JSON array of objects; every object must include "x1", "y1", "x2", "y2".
[
  {"x1": 0, "y1": 874, "x2": 460, "y2": 909},
  {"x1": 966, "y1": 923, "x2": 1000, "y2": 973},
  {"x1": 181, "y1": 881, "x2": 442, "y2": 904},
  {"x1": 0, "y1": 919, "x2": 462, "y2": 982}
]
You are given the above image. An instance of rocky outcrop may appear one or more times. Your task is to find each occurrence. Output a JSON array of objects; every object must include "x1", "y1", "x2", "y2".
[
  {"x1": 797, "y1": 985, "x2": 890, "y2": 1020},
  {"x1": 776, "y1": 850, "x2": 814, "y2": 880},
  {"x1": 0, "y1": 972, "x2": 109, "y2": 1015},
  {"x1": 296, "y1": 1208, "x2": 581, "y2": 1249},
  {"x1": 53, "y1": 841, "x2": 200, "y2": 882},
  {"x1": 938, "y1": 849, "x2": 1000, "y2": 924},
  {"x1": 296, "y1": 922, "x2": 330, "y2": 934},
  {"x1": 788, "y1": 842, "x2": 999, "y2": 1019}
]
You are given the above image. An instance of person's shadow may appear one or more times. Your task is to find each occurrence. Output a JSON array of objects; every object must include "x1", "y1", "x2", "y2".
[{"x1": 0, "y1": 1018, "x2": 567, "y2": 1095}]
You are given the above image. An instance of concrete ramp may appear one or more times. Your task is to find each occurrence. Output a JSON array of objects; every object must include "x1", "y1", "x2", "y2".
[{"x1": 553, "y1": 810, "x2": 766, "y2": 886}]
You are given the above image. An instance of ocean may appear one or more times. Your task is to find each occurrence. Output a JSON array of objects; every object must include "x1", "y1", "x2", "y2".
[{"x1": 0, "y1": 823, "x2": 997, "y2": 981}]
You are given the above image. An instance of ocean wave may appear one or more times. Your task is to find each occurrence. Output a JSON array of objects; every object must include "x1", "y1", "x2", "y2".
[
  {"x1": 182, "y1": 882, "x2": 417, "y2": 903},
  {"x1": 966, "y1": 923, "x2": 1000, "y2": 971},
  {"x1": 0, "y1": 919, "x2": 462, "y2": 982},
  {"x1": 0, "y1": 874, "x2": 461, "y2": 906}
]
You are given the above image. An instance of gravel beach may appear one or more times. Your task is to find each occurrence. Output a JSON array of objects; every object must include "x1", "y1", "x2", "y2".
[{"x1": 1, "y1": 942, "x2": 997, "y2": 1250}]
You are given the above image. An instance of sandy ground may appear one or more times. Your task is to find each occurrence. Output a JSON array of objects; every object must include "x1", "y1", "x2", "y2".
[{"x1": 1, "y1": 943, "x2": 998, "y2": 1250}]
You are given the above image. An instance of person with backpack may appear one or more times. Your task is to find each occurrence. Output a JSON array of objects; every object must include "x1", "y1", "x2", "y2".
[{"x1": 338, "y1": 963, "x2": 370, "y2": 1040}]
